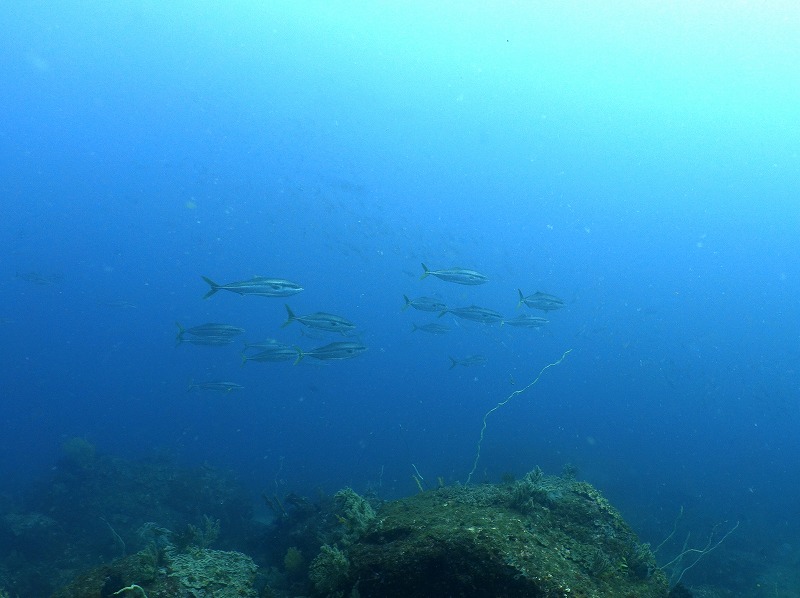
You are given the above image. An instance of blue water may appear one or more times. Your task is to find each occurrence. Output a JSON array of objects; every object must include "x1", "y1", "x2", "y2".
[{"x1": 2, "y1": 1, "x2": 799, "y2": 590}]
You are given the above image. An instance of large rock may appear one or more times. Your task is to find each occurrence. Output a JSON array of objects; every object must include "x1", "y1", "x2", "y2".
[{"x1": 312, "y1": 471, "x2": 668, "y2": 597}]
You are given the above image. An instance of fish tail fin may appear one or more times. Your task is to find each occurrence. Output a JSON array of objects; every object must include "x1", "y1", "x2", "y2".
[
  {"x1": 438, "y1": 309, "x2": 448, "y2": 318},
  {"x1": 202, "y1": 276, "x2": 220, "y2": 299},
  {"x1": 517, "y1": 289, "x2": 525, "y2": 308},
  {"x1": 282, "y1": 304, "x2": 295, "y2": 328},
  {"x1": 175, "y1": 321, "x2": 185, "y2": 341},
  {"x1": 411, "y1": 323, "x2": 418, "y2": 332},
  {"x1": 240, "y1": 352, "x2": 248, "y2": 367},
  {"x1": 402, "y1": 295, "x2": 411, "y2": 311},
  {"x1": 420, "y1": 263, "x2": 430, "y2": 280},
  {"x1": 187, "y1": 379, "x2": 195, "y2": 392},
  {"x1": 449, "y1": 356, "x2": 458, "y2": 370},
  {"x1": 293, "y1": 346, "x2": 304, "y2": 365}
]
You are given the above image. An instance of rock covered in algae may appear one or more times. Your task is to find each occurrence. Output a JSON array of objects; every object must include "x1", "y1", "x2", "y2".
[
  {"x1": 168, "y1": 547, "x2": 258, "y2": 597},
  {"x1": 50, "y1": 546, "x2": 258, "y2": 598},
  {"x1": 313, "y1": 471, "x2": 668, "y2": 597}
]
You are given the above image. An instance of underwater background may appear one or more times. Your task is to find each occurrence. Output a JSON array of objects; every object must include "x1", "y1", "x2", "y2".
[{"x1": 1, "y1": 1, "x2": 799, "y2": 596}]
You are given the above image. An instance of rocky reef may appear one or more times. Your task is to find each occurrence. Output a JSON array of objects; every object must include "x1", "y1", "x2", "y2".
[{"x1": 5, "y1": 451, "x2": 670, "y2": 597}]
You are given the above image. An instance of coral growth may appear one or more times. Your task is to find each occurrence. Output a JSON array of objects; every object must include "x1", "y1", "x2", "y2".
[
  {"x1": 333, "y1": 487, "x2": 375, "y2": 544},
  {"x1": 308, "y1": 544, "x2": 350, "y2": 596}
]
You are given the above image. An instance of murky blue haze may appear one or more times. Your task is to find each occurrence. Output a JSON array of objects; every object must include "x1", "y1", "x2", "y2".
[{"x1": 1, "y1": 1, "x2": 799, "y2": 592}]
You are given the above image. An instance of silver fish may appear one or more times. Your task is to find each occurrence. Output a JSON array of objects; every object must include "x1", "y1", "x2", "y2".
[
  {"x1": 411, "y1": 323, "x2": 451, "y2": 335},
  {"x1": 202, "y1": 276, "x2": 303, "y2": 299},
  {"x1": 502, "y1": 315, "x2": 549, "y2": 328},
  {"x1": 188, "y1": 381, "x2": 243, "y2": 393},
  {"x1": 517, "y1": 290, "x2": 565, "y2": 312},
  {"x1": 16, "y1": 271, "x2": 61, "y2": 285},
  {"x1": 243, "y1": 338, "x2": 284, "y2": 351},
  {"x1": 420, "y1": 263, "x2": 488, "y2": 285},
  {"x1": 176, "y1": 335, "x2": 236, "y2": 346},
  {"x1": 176, "y1": 322, "x2": 245, "y2": 340},
  {"x1": 449, "y1": 355, "x2": 487, "y2": 369},
  {"x1": 241, "y1": 345, "x2": 297, "y2": 365},
  {"x1": 294, "y1": 341, "x2": 367, "y2": 364},
  {"x1": 283, "y1": 305, "x2": 356, "y2": 334},
  {"x1": 103, "y1": 300, "x2": 138, "y2": 309},
  {"x1": 402, "y1": 295, "x2": 448, "y2": 312},
  {"x1": 440, "y1": 305, "x2": 504, "y2": 324}
]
